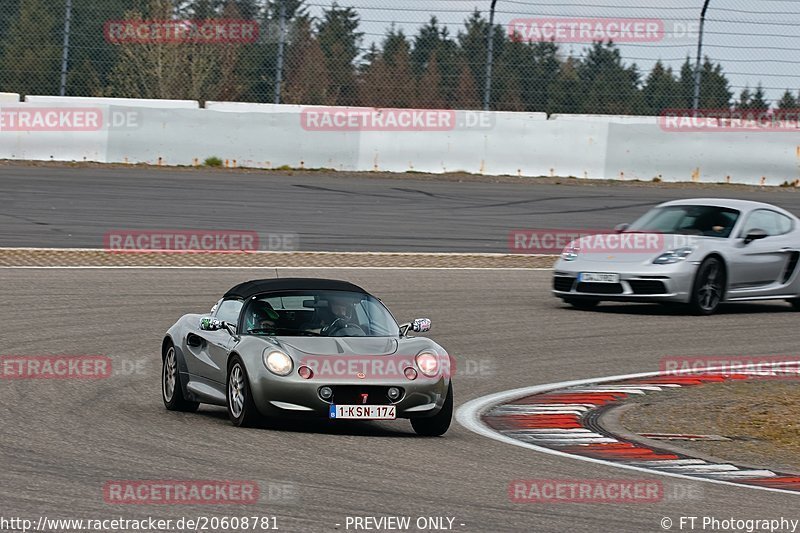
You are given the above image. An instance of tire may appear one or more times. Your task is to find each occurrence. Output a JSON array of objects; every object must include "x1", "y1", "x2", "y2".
[
  {"x1": 689, "y1": 257, "x2": 725, "y2": 315},
  {"x1": 162, "y1": 343, "x2": 200, "y2": 412},
  {"x1": 226, "y1": 355, "x2": 261, "y2": 427},
  {"x1": 789, "y1": 298, "x2": 800, "y2": 310},
  {"x1": 564, "y1": 298, "x2": 600, "y2": 309},
  {"x1": 411, "y1": 383, "x2": 453, "y2": 437}
]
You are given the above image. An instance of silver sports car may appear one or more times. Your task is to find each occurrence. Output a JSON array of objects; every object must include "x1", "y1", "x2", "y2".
[
  {"x1": 553, "y1": 198, "x2": 800, "y2": 315},
  {"x1": 161, "y1": 278, "x2": 453, "y2": 436}
]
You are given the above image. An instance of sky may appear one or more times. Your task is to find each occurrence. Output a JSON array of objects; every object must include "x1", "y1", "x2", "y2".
[{"x1": 303, "y1": 0, "x2": 800, "y2": 104}]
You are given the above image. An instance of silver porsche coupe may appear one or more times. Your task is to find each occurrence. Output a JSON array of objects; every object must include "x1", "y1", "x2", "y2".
[
  {"x1": 162, "y1": 278, "x2": 453, "y2": 436},
  {"x1": 553, "y1": 198, "x2": 800, "y2": 315}
]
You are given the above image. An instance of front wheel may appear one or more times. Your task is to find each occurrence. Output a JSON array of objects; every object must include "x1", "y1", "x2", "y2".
[
  {"x1": 689, "y1": 257, "x2": 725, "y2": 315},
  {"x1": 162, "y1": 344, "x2": 199, "y2": 412},
  {"x1": 411, "y1": 384, "x2": 453, "y2": 437},
  {"x1": 227, "y1": 355, "x2": 261, "y2": 427}
]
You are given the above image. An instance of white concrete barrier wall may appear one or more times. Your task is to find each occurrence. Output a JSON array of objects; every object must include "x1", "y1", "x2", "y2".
[
  {"x1": 0, "y1": 100, "x2": 799, "y2": 186},
  {"x1": 24, "y1": 95, "x2": 200, "y2": 109},
  {"x1": 0, "y1": 104, "x2": 111, "y2": 162}
]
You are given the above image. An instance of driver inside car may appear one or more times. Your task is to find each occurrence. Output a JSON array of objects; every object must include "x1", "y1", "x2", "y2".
[
  {"x1": 317, "y1": 296, "x2": 365, "y2": 335},
  {"x1": 319, "y1": 296, "x2": 352, "y2": 332},
  {"x1": 245, "y1": 300, "x2": 280, "y2": 332},
  {"x1": 693, "y1": 211, "x2": 733, "y2": 237}
]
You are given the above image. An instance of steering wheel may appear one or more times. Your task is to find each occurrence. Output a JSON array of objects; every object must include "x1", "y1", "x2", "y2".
[{"x1": 323, "y1": 318, "x2": 366, "y2": 336}]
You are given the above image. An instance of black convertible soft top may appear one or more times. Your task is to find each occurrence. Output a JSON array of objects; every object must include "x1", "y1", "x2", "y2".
[{"x1": 223, "y1": 278, "x2": 368, "y2": 300}]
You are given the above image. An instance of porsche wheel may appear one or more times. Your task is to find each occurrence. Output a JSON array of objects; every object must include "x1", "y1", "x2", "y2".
[
  {"x1": 227, "y1": 355, "x2": 260, "y2": 427},
  {"x1": 690, "y1": 257, "x2": 725, "y2": 315},
  {"x1": 162, "y1": 343, "x2": 199, "y2": 412},
  {"x1": 411, "y1": 383, "x2": 453, "y2": 437}
]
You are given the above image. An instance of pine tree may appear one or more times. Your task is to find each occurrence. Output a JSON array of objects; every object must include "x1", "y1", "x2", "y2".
[
  {"x1": 0, "y1": 0, "x2": 61, "y2": 95},
  {"x1": 210, "y1": 0, "x2": 251, "y2": 101},
  {"x1": 67, "y1": 0, "x2": 130, "y2": 96},
  {"x1": 266, "y1": 0, "x2": 306, "y2": 21},
  {"x1": 500, "y1": 71, "x2": 525, "y2": 112},
  {"x1": 359, "y1": 53, "x2": 389, "y2": 107},
  {"x1": 417, "y1": 53, "x2": 445, "y2": 108},
  {"x1": 454, "y1": 57, "x2": 479, "y2": 109},
  {"x1": 493, "y1": 38, "x2": 526, "y2": 111},
  {"x1": 777, "y1": 90, "x2": 798, "y2": 110},
  {"x1": 577, "y1": 41, "x2": 644, "y2": 114},
  {"x1": 456, "y1": 10, "x2": 490, "y2": 99},
  {"x1": 749, "y1": 84, "x2": 769, "y2": 110},
  {"x1": 526, "y1": 42, "x2": 560, "y2": 112},
  {"x1": 677, "y1": 56, "x2": 732, "y2": 110},
  {"x1": 282, "y1": 17, "x2": 331, "y2": 105},
  {"x1": 359, "y1": 28, "x2": 414, "y2": 108},
  {"x1": 0, "y1": 0, "x2": 21, "y2": 39},
  {"x1": 317, "y1": 2, "x2": 362, "y2": 105},
  {"x1": 547, "y1": 56, "x2": 581, "y2": 114},
  {"x1": 412, "y1": 17, "x2": 446, "y2": 76},
  {"x1": 735, "y1": 85, "x2": 768, "y2": 111},
  {"x1": 735, "y1": 87, "x2": 753, "y2": 110},
  {"x1": 678, "y1": 58, "x2": 695, "y2": 108},
  {"x1": 643, "y1": 60, "x2": 680, "y2": 114}
]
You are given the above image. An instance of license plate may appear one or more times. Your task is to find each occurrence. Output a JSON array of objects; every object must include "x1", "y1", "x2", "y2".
[
  {"x1": 329, "y1": 405, "x2": 396, "y2": 420},
  {"x1": 579, "y1": 272, "x2": 620, "y2": 283}
]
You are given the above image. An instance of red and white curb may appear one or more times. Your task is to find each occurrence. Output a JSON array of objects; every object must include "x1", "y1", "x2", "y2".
[{"x1": 456, "y1": 364, "x2": 800, "y2": 495}]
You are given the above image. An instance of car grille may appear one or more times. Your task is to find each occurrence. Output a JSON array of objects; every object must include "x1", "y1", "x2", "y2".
[
  {"x1": 629, "y1": 280, "x2": 668, "y2": 295},
  {"x1": 576, "y1": 282, "x2": 624, "y2": 294},
  {"x1": 553, "y1": 276, "x2": 575, "y2": 292},
  {"x1": 323, "y1": 385, "x2": 401, "y2": 405}
]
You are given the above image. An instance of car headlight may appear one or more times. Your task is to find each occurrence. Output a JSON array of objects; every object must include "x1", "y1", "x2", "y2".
[
  {"x1": 415, "y1": 351, "x2": 439, "y2": 377},
  {"x1": 263, "y1": 350, "x2": 293, "y2": 376},
  {"x1": 561, "y1": 245, "x2": 580, "y2": 261},
  {"x1": 653, "y1": 247, "x2": 695, "y2": 264}
]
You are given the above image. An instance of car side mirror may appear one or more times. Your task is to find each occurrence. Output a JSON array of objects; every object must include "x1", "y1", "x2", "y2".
[
  {"x1": 412, "y1": 318, "x2": 432, "y2": 333},
  {"x1": 399, "y1": 318, "x2": 432, "y2": 337},
  {"x1": 200, "y1": 317, "x2": 223, "y2": 331},
  {"x1": 200, "y1": 317, "x2": 237, "y2": 337},
  {"x1": 614, "y1": 223, "x2": 630, "y2": 233},
  {"x1": 743, "y1": 228, "x2": 768, "y2": 244}
]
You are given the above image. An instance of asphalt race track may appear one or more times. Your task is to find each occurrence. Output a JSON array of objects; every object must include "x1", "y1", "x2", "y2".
[
  {"x1": 3, "y1": 165, "x2": 800, "y2": 532},
  {"x1": 2, "y1": 267, "x2": 800, "y2": 532},
  {"x1": 2, "y1": 165, "x2": 800, "y2": 252}
]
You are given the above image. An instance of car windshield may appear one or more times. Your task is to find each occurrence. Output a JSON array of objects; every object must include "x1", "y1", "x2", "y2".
[
  {"x1": 627, "y1": 205, "x2": 740, "y2": 238},
  {"x1": 241, "y1": 290, "x2": 399, "y2": 337}
]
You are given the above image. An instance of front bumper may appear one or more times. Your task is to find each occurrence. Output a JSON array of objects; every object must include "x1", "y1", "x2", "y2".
[
  {"x1": 552, "y1": 258, "x2": 698, "y2": 303},
  {"x1": 243, "y1": 356, "x2": 449, "y2": 419}
]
